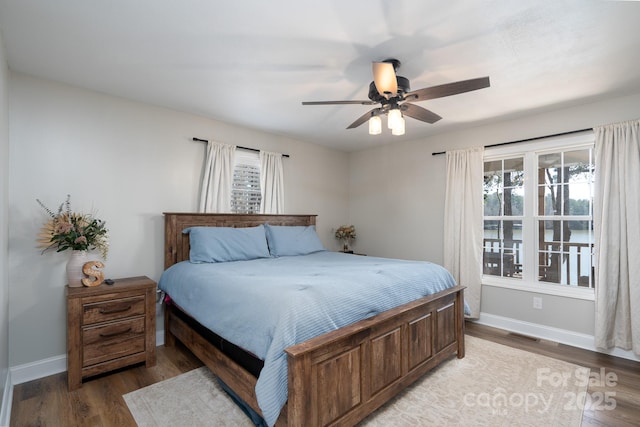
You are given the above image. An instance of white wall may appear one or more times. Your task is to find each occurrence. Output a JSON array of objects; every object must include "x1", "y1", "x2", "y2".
[
  {"x1": 7, "y1": 73, "x2": 350, "y2": 367},
  {"x1": 0, "y1": 28, "x2": 11, "y2": 426},
  {"x1": 349, "y1": 92, "x2": 640, "y2": 337}
]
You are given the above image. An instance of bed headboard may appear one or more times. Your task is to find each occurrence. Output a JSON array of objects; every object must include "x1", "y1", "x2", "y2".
[{"x1": 163, "y1": 213, "x2": 318, "y2": 269}]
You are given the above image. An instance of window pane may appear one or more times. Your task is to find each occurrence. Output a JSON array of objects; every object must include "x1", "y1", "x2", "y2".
[
  {"x1": 538, "y1": 219, "x2": 593, "y2": 287},
  {"x1": 504, "y1": 186, "x2": 524, "y2": 216},
  {"x1": 565, "y1": 150, "x2": 592, "y2": 184},
  {"x1": 568, "y1": 220, "x2": 593, "y2": 287},
  {"x1": 539, "y1": 153, "x2": 562, "y2": 185},
  {"x1": 567, "y1": 220, "x2": 591, "y2": 242},
  {"x1": 539, "y1": 184, "x2": 562, "y2": 216},
  {"x1": 565, "y1": 149, "x2": 593, "y2": 216},
  {"x1": 503, "y1": 158, "x2": 524, "y2": 188},
  {"x1": 483, "y1": 219, "x2": 522, "y2": 279},
  {"x1": 538, "y1": 250, "x2": 563, "y2": 284},
  {"x1": 502, "y1": 220, "x2": 522, "y2": 245},
  {"x1": 542, "y1": 220, "x2": 566, "y2": 245},
  {"x1": 539, "y1": 219, "x2": 562, "y2": 283},
  {"x1": 504, "y1": 158, "x2": 524, "y2": 217},
  {"x1": 483, "y1": 189, "x2": 501, "y2": 216},
  {"x1": 483, "y1": 250, "x2": 521, "y2": 278},
  {"x1": 483, "y1": 220, "x2": 500, "y2": 251},
  {"x1": 484, "y1": 161, "x2": 502, "y2": 216},
  {"x1": 503, "y1": 220, "x2": 523, "y2": 278},
  {"x1": 567, "y1": 183, "x2": 591, "y2": 215},
  {"x1": 484, "y1": 159, "x2": 502, "y2": 175},
  {"x1": 484, "y1": 157, "x2": 524, "y2": 217}
]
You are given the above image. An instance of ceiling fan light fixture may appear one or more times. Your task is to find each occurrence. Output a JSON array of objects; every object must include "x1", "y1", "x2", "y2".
[
  {"x1": 387, "y1": 108, "x2": 402, "y2": 130},
  {"x1": 372, "y1": 62, "x2": 398, "y2": 97},
  {"x1": 391, "y1": 116, "x2": 405, "y2": 136},
  {"x1": 368, "y1": 115, "x2": 382, "y2": 135}
]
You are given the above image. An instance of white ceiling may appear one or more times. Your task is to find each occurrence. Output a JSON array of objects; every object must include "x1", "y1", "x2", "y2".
[{"x1": 1, "y1": 0, "x2": 639, "y2": 151}]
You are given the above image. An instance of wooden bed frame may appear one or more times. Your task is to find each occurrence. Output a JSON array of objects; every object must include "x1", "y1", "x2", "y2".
[{"x1": 163, "y1": 213, "x2": 465, "y2": 427}]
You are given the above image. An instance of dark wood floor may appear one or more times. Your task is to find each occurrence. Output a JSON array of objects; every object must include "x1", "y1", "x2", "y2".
[
  {"x1": 10, "y1": 341, "x2": 204, "y2": 427},
  {"x1": 10, "y1": 322, "x2": 640, "y2": 426}
]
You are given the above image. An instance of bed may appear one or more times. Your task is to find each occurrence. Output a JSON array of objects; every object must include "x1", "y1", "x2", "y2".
[{"x1": 161, "y1": 213, "x2": 466, "y2": 427}]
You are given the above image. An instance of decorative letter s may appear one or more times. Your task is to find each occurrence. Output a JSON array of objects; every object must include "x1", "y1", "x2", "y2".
[{"x1": 81, "y1": 261, "x2": 105, "y2": 287}]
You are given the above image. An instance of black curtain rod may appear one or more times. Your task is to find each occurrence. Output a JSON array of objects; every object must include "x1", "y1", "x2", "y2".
[
  {"x1": 192, "y1": 137, "x2": 290, "y2": 158},
  {"x1": 430, "y1": 128, "x2": 593, "y2": 156}
]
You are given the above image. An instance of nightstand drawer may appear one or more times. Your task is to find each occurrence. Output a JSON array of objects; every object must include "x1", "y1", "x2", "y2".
[
  {"x1": 83, "y1": 317, "x2": 146, "y2": 366},
  {"x1": 82, "y1": 295, "x2": 145, "y2": 324}
]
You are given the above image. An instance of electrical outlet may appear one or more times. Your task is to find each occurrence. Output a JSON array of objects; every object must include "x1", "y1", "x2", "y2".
[{"x1": 533, "y1": 297, "x2": 543, "y2": 310}]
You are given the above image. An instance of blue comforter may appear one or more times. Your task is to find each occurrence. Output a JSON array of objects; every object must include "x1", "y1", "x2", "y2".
[{"x1": 159, "y1": 251, "x2": 459, "y2": 426}]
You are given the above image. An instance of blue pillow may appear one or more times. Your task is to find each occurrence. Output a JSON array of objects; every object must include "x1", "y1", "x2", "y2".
[
  {"x1": 184, "y1": 225, "x2": 270, "y2": 263},
  {"x1": 264, "y1": 224, "x2": 325, "y2": 257}
]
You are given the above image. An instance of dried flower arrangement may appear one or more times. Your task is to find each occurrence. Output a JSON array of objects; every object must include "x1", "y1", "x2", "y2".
[
  {"x1": 335, "y1": 225, "x2": 356, "y2": 251},
  {"x1": 36, "y1": 195, "x2": 109, "y2": 259}
]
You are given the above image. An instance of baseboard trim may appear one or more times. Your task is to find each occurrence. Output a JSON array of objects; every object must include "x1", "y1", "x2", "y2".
[
  {"x1": 0, "y1": 371, "x2": 12, "y2": 427},
  {"x1": 474, "y1": 312, "x2": 640, "y2": 362},
  {"x1": 10, "y1": 354, "x2": 66, "y2": 386},
  {"x1": 8, "y1": 329, "x2": 166, "y2": 388}
]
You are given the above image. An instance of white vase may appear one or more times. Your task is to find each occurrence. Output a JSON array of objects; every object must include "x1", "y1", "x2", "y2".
[{"x1": 66, "y1": 250, "x2": 88, "y2": 287}]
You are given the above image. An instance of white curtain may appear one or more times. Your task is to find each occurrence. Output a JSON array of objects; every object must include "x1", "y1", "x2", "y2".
[
  {"x1": 594, "y1": 119, "x2": 640, "y2": 355},
  {"x1": 259, "y1": 151, "x2": 284, "y2": 214},
  {"x1": 444, "y1": 147, "x2": 484, "y2": 318},
  {"x1": 199, "y1": 141, "x2": 236, "y2": 213}
]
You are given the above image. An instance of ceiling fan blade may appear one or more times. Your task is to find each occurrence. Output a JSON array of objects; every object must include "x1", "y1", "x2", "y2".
[
  {"x1": 347, "y1": 108, "x2": 380, "y2": 129},
  {"x1": 404, "y1": 76, "x2": 490, "y2": 102},
  {"x1": 372, "y1": 62, "x2": 398, "y2": 97},
  {"x1": 302, "y1": 100, "x2": 375, "y2": 106},
  {"x1": 400, "y1": 103, "x2": 442, "y2": 124}
]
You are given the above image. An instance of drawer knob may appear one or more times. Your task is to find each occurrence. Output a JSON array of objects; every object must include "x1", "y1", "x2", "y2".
[
  {"x1": 99, "y1": 305, "x2": 132, "y2": 315},
  {"x1": 99, "y1": 327, "x2": 133, "y2": 338}
]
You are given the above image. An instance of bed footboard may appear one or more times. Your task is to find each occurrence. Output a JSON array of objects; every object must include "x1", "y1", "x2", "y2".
[
  {"x1": 166, "y1": 285, "x2": 464, "y2": 427},
  {"x1": 284, "y1": 285, "x2": 465, "y2": 427}
]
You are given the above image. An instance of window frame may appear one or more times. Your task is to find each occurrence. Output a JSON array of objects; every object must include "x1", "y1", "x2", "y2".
[{"x1": 482, "y1": 132, "x2": 596, "y2": 301}]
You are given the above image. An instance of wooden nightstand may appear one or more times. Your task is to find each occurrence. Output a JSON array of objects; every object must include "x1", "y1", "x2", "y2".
[{"x1": 66, "y1": 276, "x2": 157, "y2": 390}]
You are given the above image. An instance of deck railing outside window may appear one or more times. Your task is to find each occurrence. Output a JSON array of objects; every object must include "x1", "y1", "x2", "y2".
[{"x1": 483, "y1": 238, "x2": 595, "y2": 288}]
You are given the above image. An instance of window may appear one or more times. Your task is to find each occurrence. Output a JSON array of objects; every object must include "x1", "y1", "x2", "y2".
[
  {"x1": 483, "y1": 157, "x2": 524, "y2": 279},
  {"x1": 482, "y1": 133, "x2": 595, "y2": 297},
  {"x1": 231, "y1": 151, "x2": 262, "y2": 214}
]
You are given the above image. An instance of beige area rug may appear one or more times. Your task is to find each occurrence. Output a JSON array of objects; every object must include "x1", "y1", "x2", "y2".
[{"x1": 123, "y1": 336, "x2": 588, "y2": 426}]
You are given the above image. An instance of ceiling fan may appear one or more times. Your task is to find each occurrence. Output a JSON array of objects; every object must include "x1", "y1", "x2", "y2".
[{"x1": 302, "y1": 59, "x2": 490, "y2": 135}]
